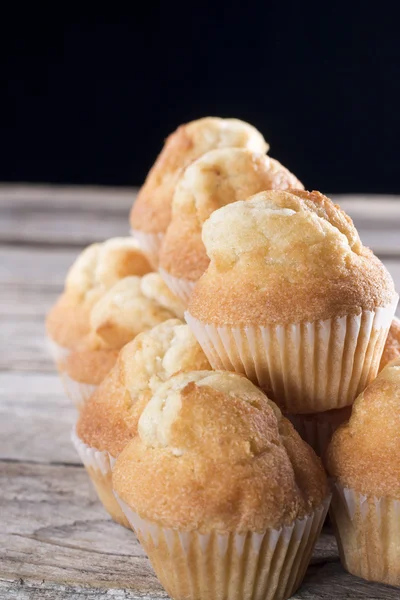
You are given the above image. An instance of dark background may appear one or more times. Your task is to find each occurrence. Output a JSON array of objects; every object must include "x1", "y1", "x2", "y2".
[{"x1": 2, "y1": 7, "x2": 400, "y2": 194}]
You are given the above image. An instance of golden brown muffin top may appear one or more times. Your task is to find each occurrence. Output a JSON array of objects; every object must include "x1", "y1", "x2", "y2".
[
  {"x1": 65, "y1": 237, "x2": 152, "y2": 305},
  {"x1": 159, "y1": 148, "x2": 303, "y2": 282},
  {"x1": 380, "y1": 317, "x2": 400, "y2": 371},
  {"x1": 327, "y1": 358, "x2": 400, "y2": 498},
  {"x1": 188, "y1": 190, "x2": 396, "y2": 326},
  {"x1": 46, "y1": 237, "x2": 152, "y2": 348},
  {"x1": 130, "y1": 117, "x2": 268, "y2": 235},
  {"x1": 64, "y1": 274, "x2": 185, "y2": 381},
  {"x1": 76, "y1": 319, "x2": 210, "y2": 457},
  {"x1": 113, "y1": 370, "x2": 328, "y2": 533},
  {"x1": 62, "y1": 348, "x2": 119, "y2": 385}
]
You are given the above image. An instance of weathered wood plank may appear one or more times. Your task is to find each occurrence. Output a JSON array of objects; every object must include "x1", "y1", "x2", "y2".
[
  {"x1": 0, "y1": 461, "x2": 397, "y2": 599},
  {"x1": 0, "y1": 185, "x2": 133, "y2": 246},
  {"x1": 0, "y1": 186, "x2": 399, "y2": 253},
  {"x1": 0, "y1": 246, "x2": 80, "y2": 288},
  {"x1": 0, "y1": 462, "x2": 166, "y2": 598},
  {"x1": 0, "y1": 372, "x2": 77, "y2": 464}
]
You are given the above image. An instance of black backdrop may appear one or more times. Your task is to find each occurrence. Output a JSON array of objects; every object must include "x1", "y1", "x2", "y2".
[{"x1": 2, "y1": 7, "x2": 400, "y2": 194}]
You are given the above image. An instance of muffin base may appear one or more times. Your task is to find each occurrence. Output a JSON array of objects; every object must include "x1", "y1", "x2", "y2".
[
  {"x1": 185, "y1": 300, "x2": 397, "y2": 413},
  {"x1": 71, "y1": 428, "x2": 129, "y2": 528},
  {"x1": 130, "y1": 228, "x2": 164, "y2": 269},
  {"x1": 287, "y1": 407, "x2": 351, "y2": 458},
  {"x1": 330, "y1": 481, "x2": 400, "y2": 586},
  {"x1": 159, "y1": 268, "x2": 196, "y2": 305},
  {"x1": 115, "y1": 494, "x2": 330, "y2": 600},
  {"x1": 60, "y1": 372, "x2": 97, "y2": 410}
]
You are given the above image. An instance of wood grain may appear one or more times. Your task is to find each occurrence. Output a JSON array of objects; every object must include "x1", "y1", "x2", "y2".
[
  {"x1": 0, "y1": 461, "x2": 396, "y2": 599},
  {"x1": 1, "y1": 186, "x2": 400, "y2": 599}
]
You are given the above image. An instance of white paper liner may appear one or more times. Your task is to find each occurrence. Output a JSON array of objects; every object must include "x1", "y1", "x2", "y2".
[
  {"x1": 330, "y1": 481, "x2": 400, "y2": 585},
  {"x1": 130, "y1": 228, "x2": 164, "y2": 268},
  {"x1": 60, "y1": 372, "x2": 98, "y2": 410},
  {"x1": 71, "y1": 427, "x2": 129, "y2": 528},
  {"x1": 159, "y1": 268, "x2": 196, "y2": 305},
  {"x1": 186, "y1": 298, "x2": 398, "y2": 413},
  {"x1": 115, "y1": 494, "x2": 330, "y2": 600},
  {"x1": 47, "y1": 336, "x2": 71, "y2": 366},
  {"x1": 287, "y1": 411, "x2": 349, "y2": 458}
]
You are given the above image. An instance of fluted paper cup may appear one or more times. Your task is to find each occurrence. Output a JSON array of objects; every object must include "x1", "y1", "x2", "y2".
[
  {"x1": 287, "y1": 408, "x2": 351, "y2": 458},
  {"x1": 130, "y1": 228, "x2": 164, "y2": 268},
  {"x1": 114, "y1": 494, "x2": 330, "y2": 600},
  {"x1": 60, "y1": 372, "x2": 97, "y2": 410},
  {"x1": 71, "y1": 427, "x2": 129, "y2": 528},
  {"x1": 159, "y1": 268, "x2": 196, "y2": 305},
  {"x1": 330, "y1": 481, "x2": 400, "y2": 586},
  {"x1": 186, "y1": 299, "x2": 397, "y2": 413}
]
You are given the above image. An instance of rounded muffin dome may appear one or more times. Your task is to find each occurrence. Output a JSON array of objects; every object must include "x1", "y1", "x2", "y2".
[
  {"x1": 327, "y1": 357, "x2": 400, "y2": 498},
  {"x1": 62, "y1": 274, "x2": 185, "y2": 386},
  {"x1": 130, "y1": 117, "x2": 268, "y2": 236},
  {"x1": 46, "y1": 237, "x2": 152, "y2": 350},
  {"x1": 188, "y1": 190, "x2": 396, "y2": 326},
  {"x1": 159, "y1": 147, "x2": 303, "y2": 284},
  {"x1": 76, "y1": 319, "x2": 210, "y2": 458},
  {"x1": 112, "y1": 370, "x2": 328, "y2": 532}
]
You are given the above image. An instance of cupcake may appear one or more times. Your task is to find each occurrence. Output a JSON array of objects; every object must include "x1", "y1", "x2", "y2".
[
  {"x1": 130, "y1": 117, "x2": 268, "y2": 267},
  {"x1": 159, "y1": 147, "x2": 303, "y2": 304},
  {"x1": 46, "y1": 237, "x2": 151, "y2": 365},
  {"x1": 61, "y1": 273, "x2": 185, "y2": 408},
  {"x1": 379, "y1": 316, "x2": 400, "y2": 370},
  {"x1": 327, "y1": 357, "x2": 400, "y2": 586},
  {"x1": 72, "y1": 318, "x2": 209, "y2": 527},
  {"x1": 113, "y1": 370, "x2": 330, "y2": 600},
  {"x1": 186, "y1": 190, "x2": 398, "y2": 413},
  {"x1": 287, "y1": 407, "x2": 351, "y2": 458}
]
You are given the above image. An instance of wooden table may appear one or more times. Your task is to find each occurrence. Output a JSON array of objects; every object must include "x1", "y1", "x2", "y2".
[{"x1": 1, "y1": 186, "x2": 399, "y2": 599}]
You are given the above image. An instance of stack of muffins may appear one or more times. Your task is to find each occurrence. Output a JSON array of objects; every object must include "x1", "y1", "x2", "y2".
[{"x1": 46, "y1": 116, "x2": 400, "y2": 599}]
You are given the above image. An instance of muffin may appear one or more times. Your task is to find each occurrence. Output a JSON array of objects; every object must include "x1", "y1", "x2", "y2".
[
  {"x1": 130, "y1": 117, "x2": 268, "y2": 267},
  {"x1": 72, "y1": 318, "x2": 209, "y2": 526},
  {"x1": 159, "y1": 147, "x2": 303, "y2": 304},
  {"x1": 46, "y1": 237, "x2": 151, "y2": 365},
  {"x1": 61, "y1": 274, "x2": 184, "y2": 408},
  {"x1": 113, "y1": 370, "x2": 330, "y2": 600},
  {"x1": 186, "y1": 190, "x2": 398, "y2": 413},
  {"x1": 379, "y1": 316, "x2": 400, "y2": 370},
  {"x1": 287, "y1": 407, "x2": 351, "y2": 458},
  {"x1": 327, "y1": 357, "x2": 400, "y2": 586}
]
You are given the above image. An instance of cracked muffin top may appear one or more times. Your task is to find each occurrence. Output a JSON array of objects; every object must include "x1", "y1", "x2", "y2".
[
  {"x1": 159, "y1": 147, "x2": 303, "y2": 283},
  {"x1": 76, "y1": 319, "x2": 209, "y2": 456},
  {"x1": 188, "y1": 190, "x2": 396, "y2": 326},
  {"x1": 46, "y1": 237, "x2": 152, "y2": 349},
  {"x1": 130, "y1": 117, "x2": 268, "y2": 236},
  {"x1": 113, "y1": 370, "x2": 328, "y2": 532}
]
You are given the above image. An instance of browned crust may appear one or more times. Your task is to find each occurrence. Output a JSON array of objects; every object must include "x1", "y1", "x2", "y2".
[
  {"x1": 45, "y1": 293, "x2": 90, "y2": 349},
  {"x1": 160, "y1": 151, "x2": 303, "y2": 282},
  {"x1": 62, "y1": 348, "x2": 119, "y2": 385},
  {"x1": 113, "y1": 379, "x2": 328, "y2": 532},
  {"x1": 130, "y1": 126, "x2": 194, "y2": 234},
  {"x1": 188, "y1": 248, "x2": 395, "y2": 325},
  {"x1": 379, "y1": 316, "x2": 400, "y2": 371},
  {"x1": 326, "y1": 357, "x2": 400, "y2": 498},
  {"x1": 76, "y1": 363, "x2": 141, "y2": 457},
  {"x1": 76, "y1": 320, "x2": 210, "y2": 458},
  {"x1": 188, "y1": 191, "x2": 396, "y2": 326},
  {"x1": 129, "y1": 118, "x2": 268, "y2": 235}
]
